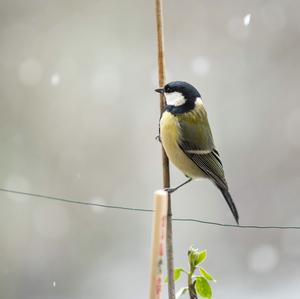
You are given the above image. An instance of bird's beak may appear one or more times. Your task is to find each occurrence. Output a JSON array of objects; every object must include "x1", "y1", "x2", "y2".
[{"x1": 155, "y1": 88, "x2": 164, "y2": 94}]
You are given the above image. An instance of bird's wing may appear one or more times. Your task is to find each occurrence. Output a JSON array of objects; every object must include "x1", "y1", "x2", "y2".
[
  {"x1": 178, "y1": 117, "x2": 228, "y2": 190},
  {"x1": 179, "y1": 113, "x2": 215, "y2": 152}
]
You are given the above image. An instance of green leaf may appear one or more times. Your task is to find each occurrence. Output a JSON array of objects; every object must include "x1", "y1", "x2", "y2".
[
  {"x1": 176, "y1": 287, "x2": 188, "y2": 299},
  {"x1": 188, "y1": 246, "x2": 196, "y2": 266},
  {"x1": 165, "y1": 268, "x2": 185, "y2": 283},
  {"x1": 195, "y1": 277, "x2": 212, "y2": 299},
  {"x1": 174, "y1": 268, "x2": 185, "y2": 281},
  {"x1": 200, "y1": 268, "x2": 215, "y2": 282},
  {"x1": 188, "y1": 247, "x2": 207, "y2": 268},
  {"x1": 195, "y1": 250, "x2": 207, "y2": 266}
]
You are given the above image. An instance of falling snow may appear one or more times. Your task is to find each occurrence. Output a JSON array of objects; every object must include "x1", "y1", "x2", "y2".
[{"x1": 243, "y1": 14, "x2": 251, "y2": 26}]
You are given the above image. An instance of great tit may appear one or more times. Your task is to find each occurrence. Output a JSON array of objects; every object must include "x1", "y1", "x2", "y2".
[{"x1": 155, "y1": 81, "x2": 239, "y2": 224}]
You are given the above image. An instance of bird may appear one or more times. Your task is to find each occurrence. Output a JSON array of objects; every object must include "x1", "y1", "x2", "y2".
[{"x1": 155, "y1": 81, "x2": 239, "y2": 224}]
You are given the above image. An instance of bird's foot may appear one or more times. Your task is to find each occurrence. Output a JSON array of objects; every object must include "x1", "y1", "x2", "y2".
[
  {"x1": 163, "y1": 178, "x2": 193, "y2": 194},
  {"x1": 163, "y1": 187, "x2": 177, "y2": 194}
]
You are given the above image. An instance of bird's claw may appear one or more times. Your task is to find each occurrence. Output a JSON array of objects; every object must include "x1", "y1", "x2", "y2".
[
  {"x1": 163, "y1": 187, "x2": 177, "y2": 194},
  {"x1": 155, "y1": 134, "x2": 161, "y2": 143}
]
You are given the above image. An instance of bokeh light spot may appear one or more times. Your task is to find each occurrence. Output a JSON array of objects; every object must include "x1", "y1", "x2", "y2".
[
  {"x1": 91, "y1": 65, "x2": 121, "y2": 103},
  {"x1": 248, "y1": 244, "x2": 279, "y2": 273},
  {"x1": 191, "y1": 57, "x2": 210, "y2": 76},
  {"x1": 51, "y1": 73, "x2": 61, "y2": 86},
  {"x1": 89, "y1": 197, "x2": 106, "y2": 213}
]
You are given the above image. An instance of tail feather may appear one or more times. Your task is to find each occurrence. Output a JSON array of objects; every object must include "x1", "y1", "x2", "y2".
[{"x1": 220, "y1": 188, "x2": 239, "y2": 224}]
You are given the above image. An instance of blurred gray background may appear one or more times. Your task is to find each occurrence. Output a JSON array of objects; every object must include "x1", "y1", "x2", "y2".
[{"x1": 1, "y1": 0, "x2": 300, "y2": 298}]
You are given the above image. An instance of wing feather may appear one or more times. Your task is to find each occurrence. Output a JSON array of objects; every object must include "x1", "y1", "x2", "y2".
[
  {"x1": 174, "y1": 101, "x2": 239, "y2": 223},
  {"x1": 178, "y1": 111, "x2": 228, "y2": 190}
]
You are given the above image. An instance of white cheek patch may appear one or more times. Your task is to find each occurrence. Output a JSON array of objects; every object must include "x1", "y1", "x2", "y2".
[{"x1": 165, "y1": 92, "x2": 186, "y2": 106}]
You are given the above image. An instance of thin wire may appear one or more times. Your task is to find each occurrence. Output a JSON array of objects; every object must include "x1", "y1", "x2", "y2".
[
  {"x1": 0, "y1": 187, "x2": 153, "y2": 213},
  {"x1": 172, "y1": 218, "x2": 300, "y2": 230},
  {"x1": 1, "y1": 187, "x2": 300, "y2": 230}
]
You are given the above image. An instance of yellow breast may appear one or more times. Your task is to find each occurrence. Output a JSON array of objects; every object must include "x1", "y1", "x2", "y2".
[{"x1": 160, "y1": 111, "x2": 205, "y2": 178}]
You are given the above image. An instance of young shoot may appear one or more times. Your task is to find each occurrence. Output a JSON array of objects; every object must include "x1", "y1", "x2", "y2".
[{"x1": 165, "y1": 246, "x2": 216, "y2": 299}]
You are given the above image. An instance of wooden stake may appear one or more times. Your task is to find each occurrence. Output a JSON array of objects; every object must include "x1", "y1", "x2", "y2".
[
  {"x1": 154, "y1": 0, "x2": 175, "y2": 299},
  {"x1": 149, "y1": 191, "x2": 168, "y2": 299}
]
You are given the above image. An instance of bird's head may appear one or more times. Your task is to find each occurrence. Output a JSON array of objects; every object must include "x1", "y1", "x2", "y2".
[{"x1": 155, "y1": 81, "x2": 201, "y2": 108}]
